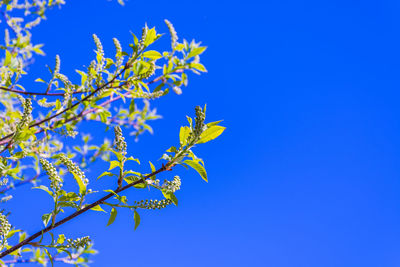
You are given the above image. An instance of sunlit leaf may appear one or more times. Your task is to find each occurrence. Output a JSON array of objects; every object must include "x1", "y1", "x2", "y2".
[
  {"x1": 184, "y1": 160, "x2": 207, "y2": 182},
  {"x1": 107, "y1": 208, "x2": 117, "y2": 226}
]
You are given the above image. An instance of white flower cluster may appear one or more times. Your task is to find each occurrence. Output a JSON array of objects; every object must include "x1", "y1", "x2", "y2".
[
  {"x1": 66, "y1": 236, "x2": 91, "y2": 249},
  {"x1": 164, "y1": 19, "x2": 178, "y2": 49},
  {"x1": 138, "y1": 61, "x2": 155, "y2": 80},
  {"x1": 114, "y1": 126, "x2": 127, "y2": 155},
  {"x1": 93, "y1": 34, "x2": 104, "y2": 70},
  {"x1": 0, "y1": 213, "x2": 10, "y2": 237},
  {"x1": 137, "y1": 27, "x2": 147, "y2": 52},
  {"x1": 15, "y1": 97, "x2": 32, "y2": 133},
  {"x1": 162, "y1": 176, "x2": 181, "y2": 193},
  {"x1": 0, "y1": 212, "x2": 11, "y2": 250},
  {"x1": 40, "y1": 158, "x2": 63, "y2": 191},
  {"x1": 133, "y1": 199, "x2": 173, "y2": 210},
  {"x1": 59, "y1": 154, "x2": 89, "y2": 186},
  {"x1": 113, "y1": 38, "x2": 123, "y2": 66}
]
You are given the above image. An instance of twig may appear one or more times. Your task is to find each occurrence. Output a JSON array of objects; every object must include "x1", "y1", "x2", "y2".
[
  {"x1": 0, "y1": 174, "x2": 39, "y2": 194},
  {"x1": 0, "y1": 162, "x2": 171, "y2": 258},
  {"x1": 0, "y1": 86, "x2": 84, "y2": 96},
  {"x1": 0, "y1": 62, "x2": 131, "y2": 148}
]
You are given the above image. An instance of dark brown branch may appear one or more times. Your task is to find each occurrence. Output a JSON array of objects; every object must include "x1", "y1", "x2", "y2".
[
  {"x1": 0, "y1": 69, "x2": 180, "y2": 149},
  {"x1": 0, "y1": 86, "x2": 84, "y2": 96},
  {"x1": 0, "y1": 152, "x2": 101, "y2": 194},
  {"x1": 37, "y1": 72, "x2": 172, "y2": 132},
  {"x1": 0, "y1": 63, "x2": 131, "y2": 147},
  {"x1": 0, "y1": 174, "x2": 39, "y2": 194},
  {"x1": 0, "y1": 162, "x2": 171, "y2": 258}
]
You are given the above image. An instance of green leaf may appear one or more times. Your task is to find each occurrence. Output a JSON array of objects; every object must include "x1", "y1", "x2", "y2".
[
  {"x1": 179, "y1": 126, "x2": 191, "y2": 147},
  {"x1": 133, "y1": 210, "x2": 140, "y2": 230},
  {"x1": 58, "y1": 201, "x2": 79, "y2": 209},
  {"x1": 44, "y1": 248, "x2": 54, "y2": 267},
  {"x1": 184, "y1": 160, "x2": 208, "y2": 182},
  {"x1": 108, "y1": 160, "x2": 121, "y2": 171},
  {"x1": 42, "y1": 213, "x2": 52, "y2": 227},
  {"x1": 76, "y1": 70, "x2": 87, "y2": 85},
  {"x1": 110, "y1": 150, "x2": 124, "y2": 162},
  {"x1": 206, "y1": 120, "x2": 223, "y2": 127},
  {"x1": 166, "y1": 146, "x2": 177, "y2": 153},
  {"x1": 124, "y1": 170, "x2": 141, "y2": 176},
  {"x1": 149, "y1": 161, "x2": 156, "y2": 172},
  {"x1": 97, "y1": 171, "x2": 116, "y2": 180},
  {"x1": 129, "y1": 99, "x2": 135, "y2": 114},
  {"x1": 142, "y1": 50, "x2": 162, "y2": 60},
  {"x1": 35, "y1": 78, "x2": 47, "y2": 83},
  {"x1": 126, "y1": 156, "x2": 140, "y2": 164},
  {"x1": 144, "y1": 28, "x2": 157, "y2": 47},
  {"x1": 58, "y1": 192, "x2": 80, "y2": 202},
  {"x1": 196, "y1": 126, "x2": 225, "y2": 144},
  {"x1": 33, "y1": 185, "x2": 53, "y2": 197},
  {"x1": 57, "y1": 234, "x2": 66, "y2": 244},
  {"x1": 91, "y1": 204, "x2": 106, "y2": 212},
  {"x1": 104, "y1": 189, "x2": 119, "y2": 197},
  {"x1": 107, "y1": 208, "x2": 117, "y2": 226},
  {"x1": 190, "y1": 63, "x2": 207, "y2": 72},
  {"x1": 71, "y1": 172, "x2": 87, "y2": 195},
  {"x1": 187, "y1": 47, "x2": 207, "y2": 59},
  {"x1": 4, "y1": 50, "x2": 11, "y2": 66},
  {"x1": 6, "y1": 229, "x2": 21, "y2": 239},
  {"x1": 162, "y1": 191, "x2": 178, "y2": 206}
]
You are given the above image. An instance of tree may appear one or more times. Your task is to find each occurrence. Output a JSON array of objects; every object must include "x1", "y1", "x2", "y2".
[{"x1": 0, "y1": 1, "x2": 224, "y2": 265}]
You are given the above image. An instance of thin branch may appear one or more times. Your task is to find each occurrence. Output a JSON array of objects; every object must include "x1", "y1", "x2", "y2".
[
  {"x1": 2, "y1": 254, "x2": 82, "y2": 264},
  {"x1": 0, "y1": 174, "x2": 39, "y2": 194},
  {"x1": 0, "y1": 86, "x2": 84, "y2": 96},
  {"x1": 0, "y1": 162, "x2": 171, "y2": 258},
  {"x1": 0, "y1": 69, "x2": 179, "y2": 150},
  {"x1": 36, "y1": 73, "x2": 170, "y2": 133},
  {"x1": 0, "y1": 150, "x2": 107, "y2": 194},
  {"x1": 0, "y1": 62, "x2": 132, "y2": 147}
]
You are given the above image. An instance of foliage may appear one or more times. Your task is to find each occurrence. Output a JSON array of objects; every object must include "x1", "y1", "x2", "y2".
[{"x1": 0, "y1": 0, "x2": 224, "y2": 265}]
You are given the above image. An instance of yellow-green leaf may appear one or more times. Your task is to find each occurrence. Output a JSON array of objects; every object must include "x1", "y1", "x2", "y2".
[
  {"x1": 134, "y1": 210, "x2": 140, "y2": 230},
  {"x1": 179, "y1": 126, "x2": 191, "y2": 146},
  {"x1": 97, "y1": 171, "x2": 115, "y2": 180},
  {"x1": 184, "y1": 160, "x2": 207, "y2": 182},
  {"x1": 91, "y1": 204, "x2": 106, "y2": 213},
  {"x1": 107, "y1": 208, "x2": 117, "y2": 226},
  {"x1": 162, "y1": 190, "x2": 178, "y2": 206},
  {"x1": 196, "y1": 126, "x2": 225, "y2": 144},
  {"x1": 71, "y1": 172, "x2": 87, "y2": 195},
  {"x1": 108, "y1": 160, "x2": 121, "y2": 171},
  {"x1": 187, "y1": 47, "x2": 207, "y2": 59},
  {"x1": 142, "y1": 50, "x2": 162, "y2": 60},
  {"x1": 4, "y1": 50, "x2": 12, "y2": 66}
]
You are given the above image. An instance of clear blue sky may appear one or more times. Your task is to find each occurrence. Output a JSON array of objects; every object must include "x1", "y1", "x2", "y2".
[{"x1": 7, "y1": 0, "x2": 400, "y2": 266}]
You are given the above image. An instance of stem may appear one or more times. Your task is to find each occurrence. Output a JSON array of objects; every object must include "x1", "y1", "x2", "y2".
[
  {"x1": 0, "y1": 69, "x2": 180, "y2": 148},
  {"x1": 0, "y1": 162, "x2": 170, "y2": 258},
  {"x1": 0, "y1": 86, "x2": 84, "y2": 96},
  {"x1": 102, "y1": 202, "x2": 138, "y2": 209},
  {"x1": 0, "y1": 174, "x2": 39, "y2": 194},
  {"x1": 0, "y1": 151, "x2": 104, "y2": 194},
  {"x1": 0, "y1": 61, "x2": 131, "y2": 147}
]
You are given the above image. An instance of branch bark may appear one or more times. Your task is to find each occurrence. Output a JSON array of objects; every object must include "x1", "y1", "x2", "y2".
[
  {"x1": 0, "y1": 63, "x2": 131, "y2": 148},
  {"x1": 0, "y1": 162, "x2": 171, "y2": 258},
  {"x1": 0, "y1": 86, "x2": 84, "y2": 96}
]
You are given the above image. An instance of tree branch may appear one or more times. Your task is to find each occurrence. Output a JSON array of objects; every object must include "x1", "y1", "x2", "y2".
[
  {"x1": 0, "y1": 62, "x2": 132, "y2": 148},
  {"x1": 0, "y1": 174, "x2": 39, "y2": 194},
  {"x1": 0, "y1": 86, "x2": 84, "y2": 96},
  {"x1": 0, "y1": 162, "x2": 171, "y2": 258}
]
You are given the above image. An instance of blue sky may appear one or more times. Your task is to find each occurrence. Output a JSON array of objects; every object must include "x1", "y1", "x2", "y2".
[{"x1": 6, "y1": 0, "x2": 400, "y2": 266}]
